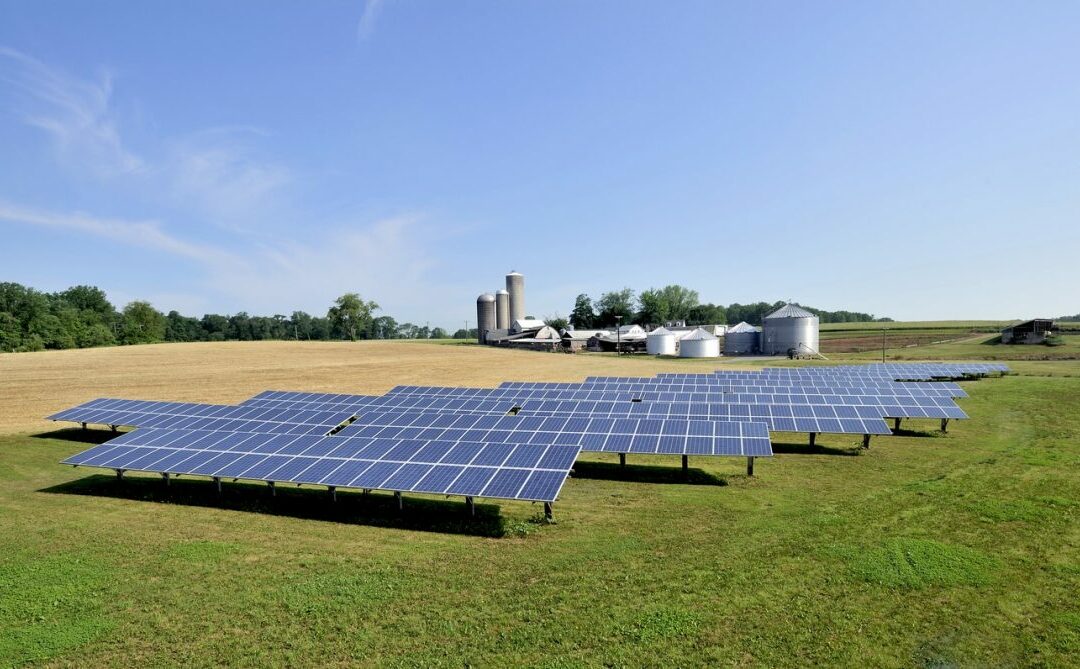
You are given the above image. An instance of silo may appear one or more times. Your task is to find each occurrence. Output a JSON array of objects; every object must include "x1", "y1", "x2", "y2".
[
  {"x1": 678, "y1": 328, "x2": 720, "y2": 358},
  {"x1": 506, "y1": 271, "x2": 525, "y2": 323},
  {"x1": 495, "y1": 289, "x2": 510, "y2": 330},
  {"x1": 476, "y1": 293, "x2": 496, "y2": 344},
  {"x1": 723, "y1": 322, "x2": 761, "y2": 355},
  {"x1": 646, "y1": 327, "x2": 677, "y2": 356},
  {"x1": 761, "y1": 304, "x2": 819, "y2": 356}
]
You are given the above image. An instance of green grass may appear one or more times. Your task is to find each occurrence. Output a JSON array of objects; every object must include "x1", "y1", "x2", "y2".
[{"x1": 1, "y1": 362, "x2": 1079, "y2": 666}]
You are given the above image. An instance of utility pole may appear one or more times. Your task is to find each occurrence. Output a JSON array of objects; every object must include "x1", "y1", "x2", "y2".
[
  {"x1": 881, "y1": 325, "x2": 887, "y2": 363},
  {"x1": 615, "y1": 315, "x2": 622, "y2": 355}
]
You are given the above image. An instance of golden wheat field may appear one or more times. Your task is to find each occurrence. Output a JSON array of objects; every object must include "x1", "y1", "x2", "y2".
[{"x1": 0, "y1": 341, "x2": 760, "y2": 434}]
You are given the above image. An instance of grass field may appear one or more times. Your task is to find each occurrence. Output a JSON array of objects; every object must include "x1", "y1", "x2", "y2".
[{"x1": 1, "y1": 341, "x2": 1078, "y2": 667}]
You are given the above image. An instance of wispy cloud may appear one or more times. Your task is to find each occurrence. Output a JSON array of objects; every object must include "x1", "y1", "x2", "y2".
[
  {"x1": 0, "y1": 199, "x2": 233, "y2": 265},
  {"x1": 0, "y1": 46, "x2": 143, "y2": 176},
  {"x1": 357, "y1": 0, "x2": 387, "y2": 42}
]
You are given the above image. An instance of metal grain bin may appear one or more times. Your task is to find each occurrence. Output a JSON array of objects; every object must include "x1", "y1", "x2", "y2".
[
  {"x1": 678, "y1": 328, "x2": 720, "y2": 358},
  {"x1": 723, "y1": 321, "x2": 760, "y2": 355},
  {"x1": 646, "y1": 327, "x2": 677, "y2": 356},
  {"x1": 761, "y1": 304, "x2": 819, "y2": 356}
]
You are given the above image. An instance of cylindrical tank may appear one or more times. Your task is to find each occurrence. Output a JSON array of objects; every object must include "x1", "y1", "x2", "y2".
[
  {"x1": 678, "y1": 328, "x2": 720, "y2": 358},
  {"x1": 723, "y1": 329, "x2": 760, "y2": 355},
  {"x1": 761, "y1": 304, "x2": 820, "y2": 356},
  {"x1": 476, "y1": 293, "x2": 496, "y2": 344},
  {"x1": 646, "y1": 327, "x2": 677, "y2": 355},
  {"x1": 506, "y1": 271, "x2": 525, "y2": 323},
  {"x1": 495, "y1": 289, "x2": 510, "y2": 330}
]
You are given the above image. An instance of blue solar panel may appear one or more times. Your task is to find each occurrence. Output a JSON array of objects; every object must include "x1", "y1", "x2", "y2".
[{"x1": 61, "y1": 428, "x2": 580, "y2": 503}]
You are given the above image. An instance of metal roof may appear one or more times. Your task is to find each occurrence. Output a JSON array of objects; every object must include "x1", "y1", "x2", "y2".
[
  {"x1": 765, "y1": 304, "x2": 816, "y2": 320},
  {"x1": 680, "y1": 327, "x2": 718, "y2": 341},
  {"x1": 727, "y1": 321, "x2": 759, "y2": 333}
]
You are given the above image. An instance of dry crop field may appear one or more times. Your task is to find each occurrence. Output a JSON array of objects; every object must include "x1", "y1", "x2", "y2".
[{"x1": 1, "y1": 341, "x2": 1077, "y2": 667}]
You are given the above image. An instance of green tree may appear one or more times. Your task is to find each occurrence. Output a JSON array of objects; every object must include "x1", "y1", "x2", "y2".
[
  {"x1": 0, "y1": 312, "x2": 21, "y2": 352},
  {"x1": 120, "y1": 301, "x2": 167, "y2": 344},
  {"x1": 328, "y1": 293, "x2": 379, "y2": 341},
  {"x1": 569, "y1": 294, "x2": 597, "y2": 329},
  {"x1": 430, "y1": 327, "x2": 448, "y2": 339},
  {"x1": 596, "y1": 288, "x2": 636, "y2": 327}
]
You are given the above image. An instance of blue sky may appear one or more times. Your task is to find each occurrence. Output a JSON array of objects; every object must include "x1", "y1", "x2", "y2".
[{"x1": 1, "y1": 1, "x2": 1078, "y2": 327}]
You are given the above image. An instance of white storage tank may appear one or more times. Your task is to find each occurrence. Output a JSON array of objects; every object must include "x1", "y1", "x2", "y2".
[
  {"x1": 723, "y1": 321, "x2": 760, "y2": 355},
  {"x1": 678, "y1": 327, "x2": 720, "y2": 358},
  {"x1": 505, "y1": 271, "x2": 525, "y2": 323},
  {"x1": 646, "y1": 327, "x2": 677, "y2": 355},
  {"x1": 761, "y1": 304, "x2": 819, "y2": 356}
]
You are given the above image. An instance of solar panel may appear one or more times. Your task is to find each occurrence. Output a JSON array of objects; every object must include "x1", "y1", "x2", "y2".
[
  {"x1": 61, "y1": 427, "x2": 580, "y2": 503},
  {"x1": 334, "y1": 409, "x2": 774, "y2": 456},
  {"x1": 48, "y1": 398, "x2": 354, "y2": 435}
]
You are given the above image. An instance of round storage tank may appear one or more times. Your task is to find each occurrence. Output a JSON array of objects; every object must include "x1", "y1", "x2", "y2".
[
  {"x1": 678, "y1": 328, "x2": 720, "y2": 358},
  {"x1": 646, "y1": 327, "x2": 677, "y2": 355},
  {"x1": 505, "y1": 271, "x2": 525, "y2": 323},
  {"x1": 761, "y1": 304, "x2": 819, "y2": 356},
  {"x1": 476, "y1": 293, "x2": 496, "y2": 344},
  {"x1": 495, "y1": 289, "x2": 510, "y2": 330},
  {"x1": 723, "y1": 322, "x2": 760, "y2": 355}
]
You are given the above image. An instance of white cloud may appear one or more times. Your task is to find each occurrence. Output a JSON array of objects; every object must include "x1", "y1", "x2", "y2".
[
  {"x1": 0, "y1": 199, "x2": 234, "y2": 265},
  {"x1": 0, "y1": 46, "x2": 143, "y2": 176},
  {"x1": 357, "y1": 0, "x2": 387, "y2": 42}
]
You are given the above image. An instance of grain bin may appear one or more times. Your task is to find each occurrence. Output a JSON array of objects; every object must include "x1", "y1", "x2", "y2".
[
  {"x1": 495, "y1": 289, "x2": 510, "y2": 330},
  {"x1": 761, "y1": 304, "x2": 819, "y2": 356},
  {"x1": 723, "y1": 321, "x2": 760, "y2": 355},
  {"x1": 678, "y1": 328, "x2": 720, "y2": 358},
  {"x1": 476, "y1": 293, "x2": 496, "y2": 344},
  {"x1": 506, "y1": 271, "x2": 525, "y2": 323},
  {"x1": 646, "y1": 327, "x2": 677, "y2": 356}
]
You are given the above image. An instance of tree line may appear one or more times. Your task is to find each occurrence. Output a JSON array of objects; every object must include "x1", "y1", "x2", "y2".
[
  {"x1": 0, "y1": 282, "x2": 458, "y2": 353},
  {"x1": 567, "y1": 285, "x2": 884, "y2": 329}
]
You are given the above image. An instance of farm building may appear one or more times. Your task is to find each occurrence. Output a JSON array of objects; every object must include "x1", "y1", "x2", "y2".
[
  {"x1": 1001, "y1": 319, "x2": 1055, "y2": 344},
  {"x1": 760, "y1": 304, "x2": 820, "y2": 356}
]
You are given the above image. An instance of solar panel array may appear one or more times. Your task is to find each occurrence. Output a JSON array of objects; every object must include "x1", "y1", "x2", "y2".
[{"x1": 50, "y1": 362, "x2": 1006, "y2": 513}]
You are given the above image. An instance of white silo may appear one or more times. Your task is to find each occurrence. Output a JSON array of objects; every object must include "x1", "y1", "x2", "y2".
[
  {"x1": 506, "y1": 271, "x2": 525, "y2": 323},
  {"x1": 476, "y1": 293, "x2": 496, "y2": 344},
  {"x1": 646, "y1": 327, "x2": 677, "y2": 356},
  {"x1": 495, "y1": 289, "x2": 510, "y2": 330},
  {"x1": 761, "y1": 304, "x2": 819, "y2": 356},
  {"x1": 678, "y1": 328, "x2": 720, "y2": 358}
]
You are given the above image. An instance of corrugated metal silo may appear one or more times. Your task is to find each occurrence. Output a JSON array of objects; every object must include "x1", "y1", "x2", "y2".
[
  {"x1": 476, "y1": 293, "x2": 496, "y2": 344},
  {"x1": 760, "y1": 304, "x2": 819, "y2": 356},
  {"x1": 506, "y1": 271, "x2": 525, "y2": 323},
  {"x1": 723, "y1": 322, "x2": 760, "y2": 355},
  {"x1": 495, "y1": 289, "x2": 510, "y2": 330},
  {"x1": 646, "y1": 327, "x2": 677, "y2": 356},
  {"x1": 678, "y1": 328, "x2": 720, "y2": 358}
]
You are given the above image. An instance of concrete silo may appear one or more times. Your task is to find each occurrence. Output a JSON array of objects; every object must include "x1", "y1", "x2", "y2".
[
  {"x1": 646, "y1": 327, "x2": 677, "y2": 356},
  {"x1": 476, "y1": 293, "x2": 496, "y2": 344},
  {"x1": 723, "y1": 322, "x2": 761, "y2": 355},
  {"x1": 760, "y1": 304, "x2": 819, "y2": 356},
  {"x1": 495, "y1": 289, "x2": 510, "y2": 330},
  {"x1": 506, "y1": 271, "x2": 525, "y2": 323},
  {"x1": 678, "y1": 328, "x2": 720, "y2": 358}
]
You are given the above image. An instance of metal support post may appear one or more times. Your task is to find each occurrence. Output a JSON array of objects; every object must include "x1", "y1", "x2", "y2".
[
  {"x1": 682, "y1": 454, "x2": 688, "y2": 477},
  {"x1": 543, "y1": 502, "x2": 553, "y2": 522},
  {"x1": 81, "y1": 422, "x2": 87, "y2": 431},
  {"x1": 115, "y1": 468, "x2": 124, "y2": 480},
  {"x1": 809, "y1": 432, "x2": 817, "y2": 447},
  {"x1": 940, "y1": 418, "x2": 949, "y2": 433},
  {"x1": 214, "y1": 476, "x2": 222, "y2": 495},
  {"x1": 466, "y1": 496, "x2": 475, "y2": 517},
  {"x1": 162, "y1": 472, "x2": 170, "y2": 487},
  {"x1": 268, "y1": 481, "x2": 276, "y2": 497},
  {"x1": 329, "y1": 486, "x2": 337, "y2": 502},
  {"x1": 110, "y1": 424, "x2": 118, "y2": 433},
  {"x1": 395, "y1": 491, "x2": 403, "y2": 511},
  {"x1": 619, "y1": 453, "x2": 626, "y2": 467},
  {"x1": 893, "y1": 417, "x2": 901, "y2": 431},
  {"x1": 746, "y1": 457, "x2": 754, "y2": 476},
  {"x1": 862, "y1": 434, "x2": 871, "y2": 449}
]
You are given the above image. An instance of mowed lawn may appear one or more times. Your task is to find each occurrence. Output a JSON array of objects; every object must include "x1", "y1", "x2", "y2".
[{"x1": 1, "y1": 342, "x2": 1078, "y2": 667}]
